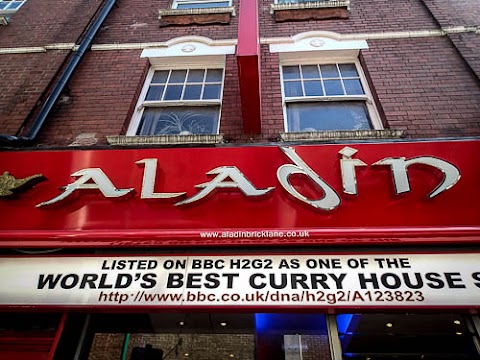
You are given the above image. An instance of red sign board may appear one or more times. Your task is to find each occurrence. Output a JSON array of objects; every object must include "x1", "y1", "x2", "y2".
[{"x1": 0, "y1": 140, "x2": 479, "y2": 247}]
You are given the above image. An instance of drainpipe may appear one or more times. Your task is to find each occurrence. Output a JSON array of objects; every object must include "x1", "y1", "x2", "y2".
[{"x1": 0, "y1": 0, "x2": 117, "y2": 144}]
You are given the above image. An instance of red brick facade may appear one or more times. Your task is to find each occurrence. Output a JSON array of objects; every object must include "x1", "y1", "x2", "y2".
[{"x1": 0, "y1": 0, "x2": 479, "y2": 145}]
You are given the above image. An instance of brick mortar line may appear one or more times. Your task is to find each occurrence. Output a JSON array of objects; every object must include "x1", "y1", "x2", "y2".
[{"x1": 0, "y1": 26, "x2": 478, "y2": 54}]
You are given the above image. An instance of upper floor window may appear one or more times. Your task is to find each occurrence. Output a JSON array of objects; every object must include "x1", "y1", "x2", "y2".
[
  {"x1": 132, "y1": 67, "x2": 224, "y2": 136},
  {"x1": 172, "y1": 0, "x2": 232, "y2": 9},
  {"x1": 276, "y1": 0, "x2": 329, "y2": 4},
  {"x1": 270, "y1": 32, "x2": 382, "y2": 133},
  {"x1": 125, "y1": 37, "x2": 235, "y2": 139},
  {"x1": 0, "y1": 0, "x2": 26, "y2": 12},
  {"x1": 0, "y1": 0, "x2": 27, "y2": 23},
  {"x1": 281, "y1": 62, "x2": 376, "y2": 132}
]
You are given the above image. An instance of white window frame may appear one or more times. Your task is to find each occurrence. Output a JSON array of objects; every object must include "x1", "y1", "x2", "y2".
[
  {"x1": 127, "y1": 63, "x2": 226, "y2": 136},
  {"x1": 279, "y1": 56, "x2": 382, "y2": 133},
  {"x1": 0, "y1": 0, "x2": 27, "y2": 21},
  {"x1": 274, "y1": 0, "x2": 336, "y2": 4},
  {"x1": 0, "y1": 0, "x2": 27, "y2": 12},
  {"x1": 127, "y1": 37, "x2": 235, "y2": 137},
  {"x1": 172, "y1": 0, "x2": 232, "y2": 9}
]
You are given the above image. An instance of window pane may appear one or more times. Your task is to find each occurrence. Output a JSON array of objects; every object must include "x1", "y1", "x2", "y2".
[
  {"x1": 277, "y1": 0, "x2": 320, "y2": 3},
  {"x1": 284, "y1": 81, "x2": 303, "y2": 97},
  {"x1": 187, "y1": 69, "x2": 205, "y2": 83},
  {"x1": 145, "y1": 85, "x2": 165, "y2": 101},
  {"x1": 138, "y1": 107, "x2": 219, "y2": 135},
  {"x1": 283, "y1": 66, "x2": 301, "y2": 80},
  {"x1": 301, "y1": 65, "x2": 320, "y2": 79},
  {"x1": 337, "y1": 314, "x2": 480, "y2": 359},
  {"x1": 206, "y1": 69, "x2": 223, "y2": 82},
  {"x1": 286, "y1": 101, "x2": 371, "y2": 132},
  {"x1": 324, "y1": 79, "x2": 344, "y2": 95},
  {"x1": 169, "y1": 70, "x2": 187, "y2": 83},
  {"x1": 183, "y1": 85, "x2": 202, "y2": 100},
  {"x1": 304, "y1": 80, "x2": 323, "y2": 96},
  {"x1": 339, "y1": 63, "x2": 359, "y2": 78},
  {"x1": 10, "y1": 1, "x2": 23, "y2": 9},
  {"x1": 151, "y1": 71, "x2": 169, "y2": 84},
  {"x1": 202, "y1": 84, "x2": 221, "y2": 99},
  {"x1": 164, "y1": 85, "x2": 183, "y2": 100},
  {"x1": 344, "y1": 79, "x2": 364, "y2": 95},
  {"x1": 320, "y1": 64, "x2": 339, "y2": 78},
  {"x1": 177, "y1": 1, "x2": 229, "y2": 9}
]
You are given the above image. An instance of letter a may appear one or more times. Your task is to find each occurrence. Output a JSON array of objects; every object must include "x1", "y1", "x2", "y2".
[
  {"x1": 175, "y1": 166, "x2": 274, "y2": 206},
  {"x1": 37, "y1": 168, "x2": 134, "y2": 207}
]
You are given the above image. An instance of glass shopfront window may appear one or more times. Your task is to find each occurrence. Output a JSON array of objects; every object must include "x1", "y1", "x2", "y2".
[
  {"x1": 3, "y1": 311, "x2": 478, "y2": 359},
  {"x1": 336, "y1": 314, "x2": 480, "y2": 360}
]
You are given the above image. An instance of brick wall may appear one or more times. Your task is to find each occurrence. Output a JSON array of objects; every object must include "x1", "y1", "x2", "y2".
[
  {"x1": 421, "y1": 0, "x2": 480, "y2": 79},
  {"x1": 0, "y1": 0, "x2": 104, "y2": 137},
  {"x1": 1, "y1": 0, "x2": 479, "y2": 145},
  {"x1": 260, "y1": 0, "x2": 439, "y2": 38},
  {"x1": 420, "y1": 0, "x2": 480, "y2": 28},
  {"x1": 88, "y1": 333, "x2": 254, "y2": 360},
  {"x1": 0, "y1": 51, "x2": 69, "y2": 135},
  {"x1": 0, "y1": 0, "x2": 103, "y2": 47},
  {"x1": 36, "y1": 50, "x2": 149, "y2": 146},
  {"x1": 302, "y1": 335, "x2": 331, "y2": 360},
  {"x1": 34, "y1": 33, "x2": 480, "y2": 146},
  {"x1": 95, "y1": 0, "x2": 239, "y2": 44},
  {"x1": 362, "y1": 36, "x2": 480, "y2": 137}
]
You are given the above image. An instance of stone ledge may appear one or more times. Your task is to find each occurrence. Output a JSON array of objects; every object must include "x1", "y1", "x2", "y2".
[
  {"x1": 280, "y1": 129, "x2": 405, "y2": 142},
  {"x1": 158, "y1": 7, "x2": 235, "y2": 26},
  {"x1": 106, "y1": 134, "x2": 224, "y2": 146},
  {"x1": 271, "y1": 1, "x2": 349, "y2": 22}
]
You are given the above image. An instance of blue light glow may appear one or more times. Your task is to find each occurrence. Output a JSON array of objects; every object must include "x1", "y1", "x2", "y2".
[
  {"x1": 336, "y1": 314, "x2": 354, "y2": 333},
  {"x1": 255, "y1": 313, "x2": 328, "y2": 333}
]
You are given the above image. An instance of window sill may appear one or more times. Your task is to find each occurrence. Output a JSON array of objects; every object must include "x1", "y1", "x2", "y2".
[
  {"x1": 280, "y1": 129, "x2": 405, "y2": 142},
  {"x1": 106, "y1": 134, "x2": 224, "y2": 146},
  {"x1": 270, "y1": 0, "x2": 349, "y2": 22},
  {"x1": 158, "y1": 7, "x2": 235, "y2": 27}
]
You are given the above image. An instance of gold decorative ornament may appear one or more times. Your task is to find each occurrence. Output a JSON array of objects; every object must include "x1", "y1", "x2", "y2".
[{"x1": 0, "y1": 171, "x2": 46, "y2": 197}]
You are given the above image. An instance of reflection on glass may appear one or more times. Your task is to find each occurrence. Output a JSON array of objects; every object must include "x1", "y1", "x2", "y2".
[
  {"x1": 177, "y1": 1, "x2": 229, "y2": 9},
  {"x1": 183, "y1": 85, "x2": 202, "y2": 100},
  {"x1": 277, "y1": 0, "x2": 324, "y2": 3},
  {"x1": 256, "y1": 314, "x2": 332, "y2": 360},
  {"x1": 304, "y1": 80, "x2": 323, "y2": 96},
  {"x1": 344, "y1": 79, "x2": 364, "y2": 95},
  {"x1": 187, "y1": 69, "x2": 205, "y2": 83},
  {"x1": 337, "y1": 314, "x2": 480, "y2": 359},
  {"x1": 284, "y1": 81, "x2": 303, "y2": 97},
  {"x1": 151, "y1": 70, "x2": 169, "y2": 84},
  {"x1": 320, "y1": 64, "x2": 339, "y2": 78},
  {"x1": 169, "y1": 70, "x2": 187, "y2": 83},
  {"x1": 164, "y1": 85, "x2": 183, "y2": 100},
  {"x1": 206, "y1": 69, "x2": 224, "y2": 82},
  {"x1": 283, "y1": 66, "x2": 301, "y2": 80},
  {"x1": 203, "y1": 84, "x2": 221, "y2": 100},
  {"x1": 287, "y1": 101, "x2": 371, "y2": 132},
  {"x1": 145, "y1": 85, "x2": 165, "y2": 101},
  {"x1": 339, "y1": 63, "x2": 359, "y2": 77},
  {"x1": 302, "y1": 65, "x2": 320, "y2": 79},
  {"x1": 138, "y1": 107, "x2": 219, "y2": 135},
  {"x1": 324, "y1": 79, "x2": 344, "y2": 95}
]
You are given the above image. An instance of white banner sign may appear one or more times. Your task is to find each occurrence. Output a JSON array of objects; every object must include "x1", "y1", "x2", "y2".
[{"x1": 1, "y1": 253, "x2": 479, "y2": 308}]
